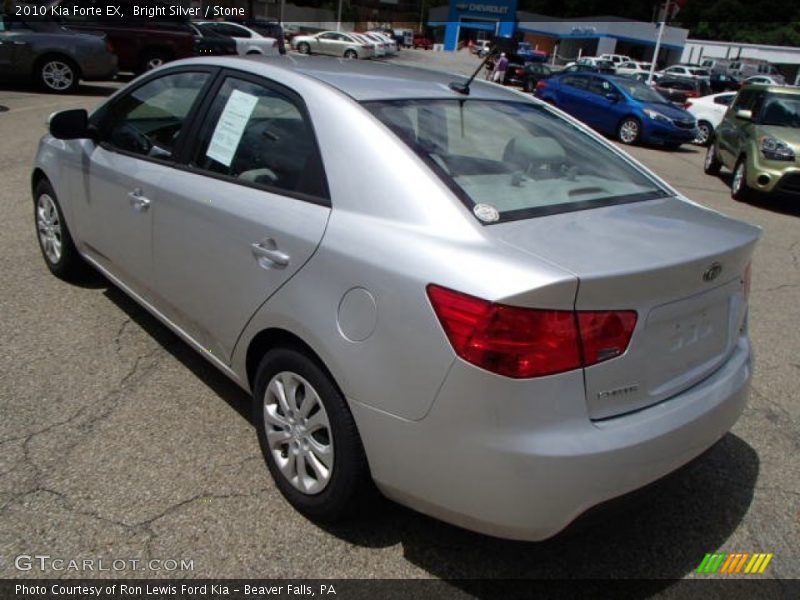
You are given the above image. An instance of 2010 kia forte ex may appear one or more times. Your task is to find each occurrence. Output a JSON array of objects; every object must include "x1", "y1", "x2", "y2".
[{"x1": 33, "y1": 56, "x2": 760, "y2": 541}]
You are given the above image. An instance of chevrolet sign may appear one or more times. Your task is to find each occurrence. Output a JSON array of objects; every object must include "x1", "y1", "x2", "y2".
[{"x1": 456, "y1": 3, "x2": 511, "y2": 14}]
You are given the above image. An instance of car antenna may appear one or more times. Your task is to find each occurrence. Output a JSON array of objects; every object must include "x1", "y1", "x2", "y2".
[{"x1": 449, "y1": 46, "x2": 498, "y2": 95}]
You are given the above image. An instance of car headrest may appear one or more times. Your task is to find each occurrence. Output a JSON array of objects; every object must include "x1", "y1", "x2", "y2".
[{"x1": 503, "y1": 136, "x2": 566, "y2": 170}]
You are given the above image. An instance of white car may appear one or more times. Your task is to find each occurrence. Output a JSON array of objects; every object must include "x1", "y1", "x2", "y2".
[
  {"x1": 364, "y1": 32, "x2": 396, "y2": 55},
  {"x1": 195, "y1": 21, "x2": 279, "y2": 56},
  {"x1": 351, "y1": 33, "x2": 381, "y2": 57},
  {"x1": 684, "y1": 91, "x2": 737, "y2": 145},
  {"x1": 615, "y1": 61, "x2": 653, "y2": 77},
  {"x1": 658, "y1": 65, "x2": 710, "y2": 80},
  {"x1": 597, "y1": 53, "x2": 631, "y2": 65},
  {"x1": 743, "y1": 75, "x2": 784, "y2": 86}
]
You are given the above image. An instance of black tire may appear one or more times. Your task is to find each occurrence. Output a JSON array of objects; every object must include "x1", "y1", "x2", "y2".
[
  {"x1": 138, "y1": 50, "x2": 170, "y2": 74},
  {"x1": 253, "y1": 347, "x2": 373, "y2": 521},
  {"x1": 343, "y1": 49, "x2": 358, "y2": 60},
  {"x1": 297, "y1": 42, "x2": 311, "y2": 55},
  {"x1": 703, "y1": 142, "x2": 722, "y2": 175},
  {"x1": 695, "y1": 120, "x2": 713, "y2": 146},
  {"x1": 36, "y1": 55, "x2": 79, "y2": 94},
  {"x1": 33, "y1": 179, "x2": 88, "y2": 280},
  {"x1": 731, "y1": 157, "x2": 752, "y2": 201},
  {"x1": 246, "y1": 50, "x2": 261, "y2": 55},
  {"x1": 617, "y1": 116, "x2": 641, "y2": 145}
]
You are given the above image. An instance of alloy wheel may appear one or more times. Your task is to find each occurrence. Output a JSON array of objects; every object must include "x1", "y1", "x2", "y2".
[
  {"x1": 41, "y1": 61, "x2": 74, "y2": 92},
  {"x1": 146, "y1": 57, "x2": 165, "y2": 70},
  {"x1": 695, "y1": 122, "x2": 711, "y2": 145},
  {"x1": 619, "y1": 119, "x2": 639, "y2": 144},
  {"x1": 263, "y1": 371, "x2": 334, "y2": 495},
  {"x1": 37, "y1": 194, "x2": 62, "y2": 264}
]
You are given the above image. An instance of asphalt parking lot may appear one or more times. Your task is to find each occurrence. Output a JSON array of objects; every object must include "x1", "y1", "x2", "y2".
[{"x1": 1, "y1": 50, "x2": 798, "y2": 585}]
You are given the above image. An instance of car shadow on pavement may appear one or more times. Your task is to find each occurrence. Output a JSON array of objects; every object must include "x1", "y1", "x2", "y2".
[
  {"x1": 320, "y1": 433, "x2": 758, "y2": 593},
  {"x1": 717, "y1": 173, "x2": 800, "y2": 218},
  {"x1": 100, "y1": 280, "x2": 759, "y2": 594},
  {"x1": 0, "y1": 81, "x2": 118, "y2": 97},
  {"x1": 102, "y1": 284, "x2": 252, "y2": 422}
]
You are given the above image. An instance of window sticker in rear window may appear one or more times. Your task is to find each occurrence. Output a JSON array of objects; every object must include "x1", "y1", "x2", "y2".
[{"x1": 206, "y1": 90, "x2": 258, "y2": 167}]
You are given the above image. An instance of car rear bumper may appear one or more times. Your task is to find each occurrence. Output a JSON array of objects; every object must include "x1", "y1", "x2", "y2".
[{"x1": 351, "y1": 334, "x2": 751, "y2": 541}]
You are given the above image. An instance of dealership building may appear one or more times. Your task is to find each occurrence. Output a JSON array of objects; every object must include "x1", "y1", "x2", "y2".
[{"x1": 428, "y1": 0, "x2": 688, "y2": 65}]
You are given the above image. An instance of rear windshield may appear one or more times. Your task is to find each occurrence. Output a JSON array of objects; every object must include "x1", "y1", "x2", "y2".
[{"x1": 364, "y1": 99, "x2": 668, "y2": 222}]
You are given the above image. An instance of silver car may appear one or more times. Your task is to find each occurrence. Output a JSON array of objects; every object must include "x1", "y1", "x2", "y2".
[
  {"x1": 33, "y1": 56, "x2": 759, "y2": 541},
  {"x1": 292, "y1": 31, "x2": 371, "y2": 59}
]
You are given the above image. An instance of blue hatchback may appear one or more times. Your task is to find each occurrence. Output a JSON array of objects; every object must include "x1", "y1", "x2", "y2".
[{"x1": 535, "y1": 73, "x2": 698, "y2": 147}]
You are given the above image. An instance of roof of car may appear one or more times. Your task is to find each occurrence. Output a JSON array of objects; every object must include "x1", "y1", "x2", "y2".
[
  {"x1": 195, "y1": 55, "x2": 522, "y2": 101},
  {"x1": 742, "y1": 83, "x2": 800, "y2": 94}
]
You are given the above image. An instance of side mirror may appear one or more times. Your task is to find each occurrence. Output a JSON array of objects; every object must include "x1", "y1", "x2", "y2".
[
  {"x1": 48, "y1": 109, "x2": 91, "y2": 140},
  {"x1": 735, "y1": 109, "x2": 753, "y2": 121}
]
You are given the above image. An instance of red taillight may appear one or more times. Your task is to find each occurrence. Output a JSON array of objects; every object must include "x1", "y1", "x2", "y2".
[
  {"x1": 536, "y1": 80, "x2": 548, "y2": 90},
  {"x1": 515, "y1": 67, "x2": 524, "y2": 76},
  {"x1": 106, "y1": 39, "x2": 114, "y2": 53},
  {"x1": 577, "y1": 311, "x2": 637, "y2": 366},
  {"x1": 427, "y1": 285, "x2": 637, "y2": 378},
  {"x1": 684, "y1": 100, "x2": 694, "y2": 109},
  {"x1": 686, "y1": 90, "x2": 699, "y2": 97}
]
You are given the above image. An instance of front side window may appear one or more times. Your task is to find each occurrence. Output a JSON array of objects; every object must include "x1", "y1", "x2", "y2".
[
  {"x1": 586, "y1": 77, "x2": 613, "y2": 96},
  {"x1": 99, "y1": 71, "x2": 209, "y2": 159},
  {"x1": 365, "y1": 99, "x2": 667, "y2": 222},
  {"x1": 733, "y1": 89, "x2": 756, "y2": 112},
  {"x1": 192, "y1": 77, "x2": 327, "y2": 199}
]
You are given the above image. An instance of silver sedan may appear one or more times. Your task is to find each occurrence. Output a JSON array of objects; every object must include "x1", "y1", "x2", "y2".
[
  {"x1": 33, "y1": 56, "x2": 759, "y2": 541},
  {"x1": 291, "y1": 31, "x2": 372, "y2": 59}
]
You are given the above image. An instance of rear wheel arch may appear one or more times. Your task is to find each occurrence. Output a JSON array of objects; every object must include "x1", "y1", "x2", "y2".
[{"x1": 246, "y1": 328, "x2": 338, "y2": 394}]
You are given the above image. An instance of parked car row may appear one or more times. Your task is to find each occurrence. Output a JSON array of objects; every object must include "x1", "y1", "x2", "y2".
[
  {"x1": 1, "y1": 4, "x2": 292, "y2": 92},
  {"x1": 290, "y1": 30, "x2": 398, "y2": 60}
]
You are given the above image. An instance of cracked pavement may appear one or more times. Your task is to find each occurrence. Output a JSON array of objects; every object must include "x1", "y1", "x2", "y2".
[{"x1": 0, "y1": 58, "x2": 797, "y2": 584}]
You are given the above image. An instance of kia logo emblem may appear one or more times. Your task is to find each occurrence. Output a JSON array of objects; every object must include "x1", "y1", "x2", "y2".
[{"x1": 703, "y1": 262, "x2": 722, "y2": 282}]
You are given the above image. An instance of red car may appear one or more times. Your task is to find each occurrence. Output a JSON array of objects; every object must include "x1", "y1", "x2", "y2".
[
  {"x1": 413, "y1": 36, "x2": 434, "y2": 50},
  {"x1": 49, "y1": 0, "x2": 202, "y2": 73}
]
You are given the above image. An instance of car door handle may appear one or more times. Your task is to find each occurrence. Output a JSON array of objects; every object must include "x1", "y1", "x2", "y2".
[
  {"x1": 251, "y1": 240, "x2": 290, "y2": 268},
  {"x1": 128, "y1": 188, "x2": 151, "y2": 211}
]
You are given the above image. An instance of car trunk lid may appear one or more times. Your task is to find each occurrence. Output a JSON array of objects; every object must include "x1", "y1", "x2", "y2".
[{"x1": 493, "y1": 196, "x2": 760, "y2": 419}]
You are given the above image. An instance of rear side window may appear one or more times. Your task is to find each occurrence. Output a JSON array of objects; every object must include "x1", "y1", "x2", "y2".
[
  {"x1": 192, "y1": 77, "x2": 327, "y2": 199},
  {"x1": 562, "y1": 76, "x2": 588, "y2": 90},
  {"x1": 714, "y1": 94, "x2": 735, "y2": 106},
  {"x1": 364, "y1": 99, "x2": 667, "y2": 223}
]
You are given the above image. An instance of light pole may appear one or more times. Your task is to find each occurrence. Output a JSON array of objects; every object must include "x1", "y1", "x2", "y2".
[
  {"x1": 647, "y1": 19, "x2": 665, "y2": 85},
  {"x1": 337, "y1": 0, "x2": 343, "y2": 31}
]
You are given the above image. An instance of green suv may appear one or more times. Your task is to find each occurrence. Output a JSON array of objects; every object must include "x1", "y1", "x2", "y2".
[{"x1": 704, "y1": 84, "x2": 800, "y2": 200}]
